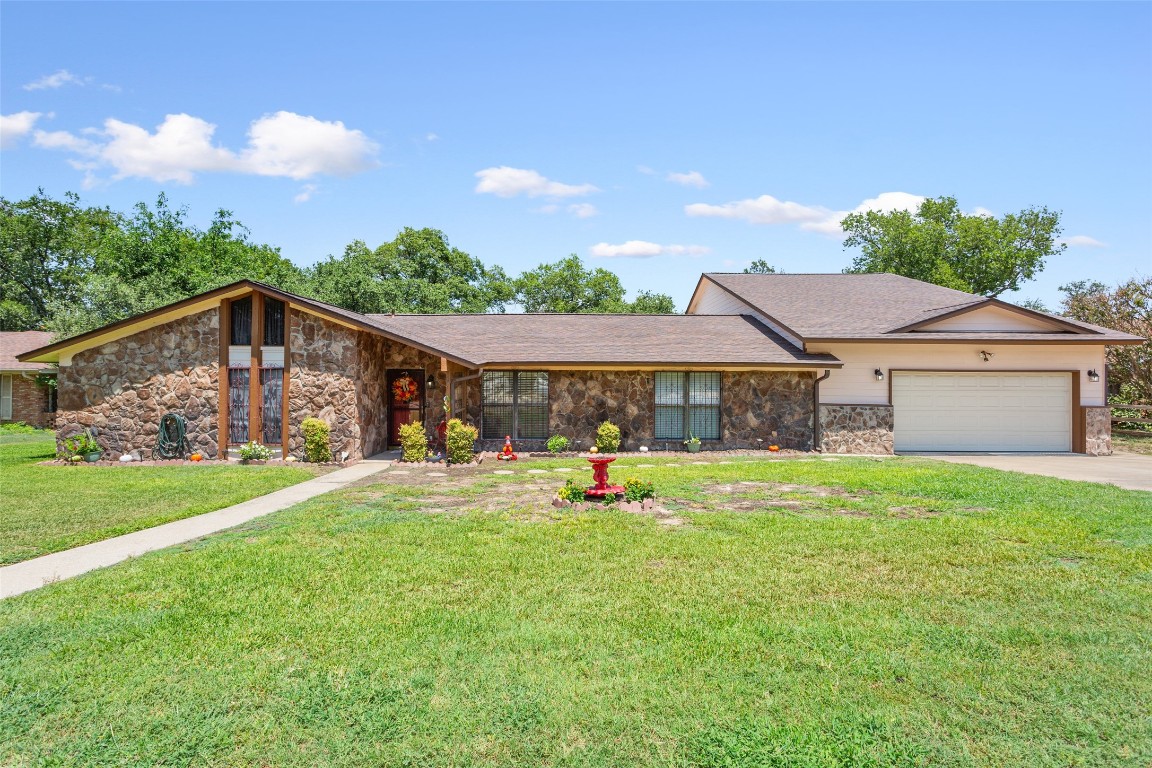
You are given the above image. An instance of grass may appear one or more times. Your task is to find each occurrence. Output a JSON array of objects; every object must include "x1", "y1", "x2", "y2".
[
  {"x1": 1113, "y1": 432, "x2": 1152, "y2": 455},
  {"x1": 1, "y1": 455, "x2": 1150, "y2": 766},
  {"x1": 0, "y1": 431, "x2": 319, "y2": 564}
]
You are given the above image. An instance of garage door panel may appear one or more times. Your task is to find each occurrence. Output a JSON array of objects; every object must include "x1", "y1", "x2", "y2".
[{"x1": 893, "y1": 372, "x2": 1071, "y2": 452}]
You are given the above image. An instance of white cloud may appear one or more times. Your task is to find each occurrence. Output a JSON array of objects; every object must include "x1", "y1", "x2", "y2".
[
  {"x1": 636, "y1": 165, "x2": 657, "y2": 176},
  {"x1": 474, "y1": 166, "x2": 599, "y2": 198},
  {"x1": 1062, "y1": 235, "x2": 1107, "y2": 248},
  {"x1": 1, "y1": 111, "x2": 46, "y2": 149},
  {"x1": 425, "y1": 132, "x2": 439, "y2": 142},
  {"x1": 294, "y1": 184, "x2": 319, "y2": 204},
  {"x1": 31, "y1": 111, "x2": 380, "y2": 184},
  {"x1": 23, "y1": 69, "x2": 85, "y2": 90},
  {"x1": 666, "y1": 170, "x2": 709, "y2": 188},
  {"x1": 589, "y1": 241, "x2": 711, "y2": 259},
  {"x1": 568, "y1": 203, "x2": 599, "y2": 218},
  {"x1": 971, "y1": 206, "x2": 995, "y2": 217},
  {"x1": 686, "y1": 190, "x2": 926, "y2": 236}
]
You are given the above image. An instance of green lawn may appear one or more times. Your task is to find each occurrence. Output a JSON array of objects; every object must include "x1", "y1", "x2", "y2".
[
  {"x1": 1114, "y1": 432, "x2": 1152, "y2": 455},
  {"x1": 1, "y1": 456, "x2": 1150, "y2": 766},
  {"x1": 0, "y1": 432, "x2": 319, "y2": 564}
]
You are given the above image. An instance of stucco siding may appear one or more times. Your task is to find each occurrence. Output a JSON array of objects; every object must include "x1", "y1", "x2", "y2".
[
  {"x1": 808, "y1": 342, "x2": 1107, "y2": 406},
  {"x1": 917, "y1": 305, "x2": 1066, "y2": 332}
]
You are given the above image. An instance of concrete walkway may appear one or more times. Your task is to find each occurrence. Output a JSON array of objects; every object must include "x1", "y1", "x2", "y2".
[
  {"x1": 1, "y1": 456, "x2": 392, "y2": 600},
  {"x1": 920, "y1": 452, "x2": 1152, "y2": 492}
]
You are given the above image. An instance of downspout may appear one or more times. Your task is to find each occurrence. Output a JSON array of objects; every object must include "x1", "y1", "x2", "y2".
[{"x1": 812, "y1": 369, "x2": 831, "y2": 452}]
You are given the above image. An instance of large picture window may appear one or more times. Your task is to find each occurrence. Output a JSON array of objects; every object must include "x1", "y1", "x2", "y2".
[
  {"x1": 655, "y1": 372, "x2": 721, "y2": 440},
  {"x1": 482, "y1": 371, "x2": 548, "y2": 440}
]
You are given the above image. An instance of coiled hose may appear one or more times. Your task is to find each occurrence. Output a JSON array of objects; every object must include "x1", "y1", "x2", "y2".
[{"x1": 153, "y1": 413, "x2": 192, "y2": 459}]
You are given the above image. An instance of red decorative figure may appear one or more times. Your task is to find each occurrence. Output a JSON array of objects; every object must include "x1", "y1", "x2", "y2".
[
  {"x1": 585, "y1": 456, "x2": 625, "y2": 498},
  {"x1": 500, "y1": 435, "x2": 518, "y2": 461}
]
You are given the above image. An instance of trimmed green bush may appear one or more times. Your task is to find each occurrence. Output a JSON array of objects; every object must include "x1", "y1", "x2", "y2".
[
  {"x1": 557, "y1": 478, "x2": 587, "y2": 503},
  {"x1": 623, "y1": 477, "x2": 655, "y2": 502},
  {"x1": 445, "y1": 418, "x2": 478, "y2": 465},
  {"x1": 301, "y1": 418, "x2": 331, "y2": 462},
  {"x1": 595, "y1": 421, "x2": 621, "y2": 453},
  {"x1": 546, "y1": 434, "x2": 570, "y2": 454},
  {"x1": 398, "y1": 421, "x2": 429, "y2": 463}
]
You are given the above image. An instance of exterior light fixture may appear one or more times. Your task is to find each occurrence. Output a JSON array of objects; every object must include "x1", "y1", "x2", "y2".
[
  {"x1": 426, "y1": 374, "x2": 436, "y2": 390},
  {"x1": 979, "y1": 350, "x2": 995, "y2": 362},
  {"x1": 874, "y1": 368, "x2": 884, "y2": 381},
  {"x1": 1087, "y1": 369, "x2": 1100, "y2": 382}
]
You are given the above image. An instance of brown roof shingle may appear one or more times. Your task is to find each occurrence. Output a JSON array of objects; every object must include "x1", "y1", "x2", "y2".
[
  {"x1": 0, "y1": 332, "x2": 55, "y2": 371},
  {"x1": 367, "y1": 313, "x2": 840, "y2": 368}
]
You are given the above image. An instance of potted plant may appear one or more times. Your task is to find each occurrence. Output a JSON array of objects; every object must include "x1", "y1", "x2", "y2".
[
  {"x1": 60, "y1": 431, "x2": 102, "y2": 462},
  {"x1": 684, "y1": 432, "x2": 702, "y2": 453},
  {"x1": 238, "y1": 440, "x2": 273, "y2": 464}
]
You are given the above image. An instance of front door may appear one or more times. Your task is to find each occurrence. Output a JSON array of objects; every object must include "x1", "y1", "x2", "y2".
[{"x1": 387, "y1": 369, "x2": 425, "y2": 446}]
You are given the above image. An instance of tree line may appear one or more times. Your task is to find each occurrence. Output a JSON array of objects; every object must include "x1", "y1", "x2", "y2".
[{"x1": 0, "y1": 190, "x2": 675, "y2": 340}]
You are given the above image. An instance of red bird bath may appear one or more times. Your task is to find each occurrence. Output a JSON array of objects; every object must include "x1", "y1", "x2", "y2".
[{"x1": 585, "y1": 456, "x2": 625, "y2": 498}]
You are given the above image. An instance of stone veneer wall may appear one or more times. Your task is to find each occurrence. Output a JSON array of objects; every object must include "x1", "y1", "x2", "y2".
[
  {"x1": 1083, "y1": 406, "x2": 1112, "y2": 456},
  {"x1": 473, "y1": 369, "x2": 816, "y2": 452},
  {"x1": 357, "y1": 333, "x2": 446, "y2": 458},
  {"x1": 818, "y1": 405, "x2": 894, "y2": 455},
  {"x1": 56, "y1": 308, "x2": 220, "y2": 458}
]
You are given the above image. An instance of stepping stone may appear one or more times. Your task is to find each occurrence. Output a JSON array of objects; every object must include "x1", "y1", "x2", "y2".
[
  {"x1": 526, "y1": 469, "x2": 548, "y2": 474},
  {"x1": 634, "y1": 464, "x2": 656, "y2": 468},
  {"x1": 717, "y1": 461, "x2": 734, "y2": 465},
  {"x1": 690, "y1": 461, "x2": 710, "y2": 466},
  {"x1": 553, "y1": 467, "x2": 574, "y2": 473},
  {"x1": 389, "y1": 470, "x2": 411, "y2": 475},
  {"x1": 492, "y1": 470, "x2": 515, "y2": 475},
  {"x1": 426, "y1": 472, "x2": 447, "y2": 477},
  {"x1": 822, "y1": 457, "x2": 840, "y2": 462},
  {"x1": 664, "y1": 464, "x2": 680, "y2": 467}
]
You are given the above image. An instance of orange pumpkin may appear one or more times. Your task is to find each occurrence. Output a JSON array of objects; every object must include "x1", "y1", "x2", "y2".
[
  {"x1": 768, "y1": 445, "x2": 780, "y2": 452},
  {"x1": 190, "y1": 453, "x2": 203, "y2": 462}
]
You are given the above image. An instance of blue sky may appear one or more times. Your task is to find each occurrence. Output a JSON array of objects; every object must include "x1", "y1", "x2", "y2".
[{"x1": 2, "y1": 2, "x2": 1149, "y2": 311}]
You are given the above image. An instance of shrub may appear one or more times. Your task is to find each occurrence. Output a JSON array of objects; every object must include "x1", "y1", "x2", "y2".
[
  {"x1": 398, "y1": 421, "x2": 429, "y2": 462},
  {"x1": 546, "y1": 434, "x2": 570, "y2": 454},
  {"x1": 595, "y1": 421, "x2": 621, "y2": 453},
  {"x1": 301, "y1": 417, "x2": 331, "y2": 462},
  {"x1": 58, "y1": 431, "x2": 100, "y2": 459},
  {"x1": 557, "y1": 478, "x2": 587, "y2": 503},
  {"x1": 445, "y1": 418, "x2": 478, "y2": 465},
  {"x1": 623, "y1": 477, "x2": 655, "y2": 502},
  {"x1": 0, "y1": 421, "x2": 40, "y2": 435},
  {"x1": 238, "y1": 441, "x2": 273, "y2": 461}
]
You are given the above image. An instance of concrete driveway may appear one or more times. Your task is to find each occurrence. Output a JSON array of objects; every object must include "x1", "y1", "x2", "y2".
[{"x1": 916, "y1": 452, "x2": 1152, "y2": 492}]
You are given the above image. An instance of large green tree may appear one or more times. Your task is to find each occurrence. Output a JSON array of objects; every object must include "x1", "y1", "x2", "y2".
[
  {"x1": 306, "y1": 228, "x2": 514, "y2": 314},
  {"x1": 841, "y1": 196, "x2": 1066, "y2": 296},
  {"x1": 1060, "y1": 277, "x2": 1151, "y2": 403},
  {"x1": 514, "y1": 255, "x2": 676, "y2": 313},
  {"x1": 0, "y1": 190, "x2": 119, "y2": 330}
]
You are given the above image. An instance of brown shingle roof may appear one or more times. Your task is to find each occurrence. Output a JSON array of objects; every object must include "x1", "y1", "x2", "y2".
[
  {"x1": 367, "y1": 313, "x2": 840, "y2": 368},
  {"x1": 0, "y1": 332, "x2": 55, "y2": 371},
  {"x1": 701, "y1": 273, "x2": 1143, "y2": 343}
]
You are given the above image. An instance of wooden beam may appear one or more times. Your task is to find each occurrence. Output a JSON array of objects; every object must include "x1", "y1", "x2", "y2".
[
  {"x1": 217, "y1": 298, "x2": 231, "y2": 459},
  {"x1": 250, "y1": 291, "x2": 263, "y2": 446}
]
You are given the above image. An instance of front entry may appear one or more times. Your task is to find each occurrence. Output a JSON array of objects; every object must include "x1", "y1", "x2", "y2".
[{"x1": 387, "y1": 369, "x2": 425, "y2": 447}]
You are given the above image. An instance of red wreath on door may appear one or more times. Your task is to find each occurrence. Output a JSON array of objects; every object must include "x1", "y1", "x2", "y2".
[{"x1": 392, "y1": 374, "x2": 419, "y2": 403}]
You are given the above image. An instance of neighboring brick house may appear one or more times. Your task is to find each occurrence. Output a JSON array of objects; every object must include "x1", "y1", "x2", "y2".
[
  {"x1": 16, "y1": 274, "x2": 1144, "y2": 459},
  {"x1": 0, "y1": 331, "x2": 57, "y2": 429}
]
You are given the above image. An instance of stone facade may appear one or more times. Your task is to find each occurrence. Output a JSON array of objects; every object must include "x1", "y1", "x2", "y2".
[
  {"x1": 2, "y1": 373, "x2": 54, "y2": 428},
  {"x1": 289, "y1": 312, "x2": 449, "y2": 460},
  {"x1": 1083, "y1": 406, "x2": 1112, "y2": 456},
  {"x1": 56, "y1": 309, "x2": 220, "y2": 458},
  {"x1": 819, "y1": 404, "x2": 894, "y2": 455},
  {"x1": 471, "y1": 369, "x2": 816, "y2": 452}
]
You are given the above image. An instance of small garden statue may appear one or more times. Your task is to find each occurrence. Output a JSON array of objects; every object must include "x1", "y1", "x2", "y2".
[{"x1": 499, "y1": 435, "x2": 518, "y2": 461}]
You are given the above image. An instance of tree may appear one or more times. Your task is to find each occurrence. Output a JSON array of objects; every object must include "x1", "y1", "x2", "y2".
[
  {"x1": 743, "y1": 259, "x2": 777, "y2": 274},
  {"x1": 306, "y1": 228, "x2": 513, "y2": 314},
  {"x1": 1060, "y1": 278, "x2": 1151, "y2": 403},
  {"x1": 514, "y1": 255, "x2": 676, "y2": 313},
  {"x1": 841, "y1": 196, "x2": 1066, "y2": 296},
  {"x1": 0, "y1": 190, "x2": 119, "y2": 330}
]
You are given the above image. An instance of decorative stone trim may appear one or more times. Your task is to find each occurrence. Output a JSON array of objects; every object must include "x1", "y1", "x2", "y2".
[
  {"x1": 819, "y1": 404, "x2": 894, "y2": 455},
  {"x1": 1083, "y1": 406, "x2": 1112, "y2": 456},
  {"x1": 552, "y1": 496, "x2": 654, "y2": 513}
]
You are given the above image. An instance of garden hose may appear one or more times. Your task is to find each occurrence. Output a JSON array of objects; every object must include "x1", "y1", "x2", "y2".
[{"x1": 153, "y1": 413, "x2": 192, "y2": 459}]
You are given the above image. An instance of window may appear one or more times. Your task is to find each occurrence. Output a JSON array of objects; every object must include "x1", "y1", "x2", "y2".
[
  {"x1": 654, "y1": 372, "x2": 721, "y2": 440},
  {"x1": 230, "y1": 296, "x2": 252, "y2": 346},
  {"x1": 482, "y1": 371, "x2": 548, "y2": 440},
  {"x1": 264, "y1": 297, "x2": 285, "y2": 347},
  {"x1": 0, "y1": 375, "x2": 11, "y2": 420}
]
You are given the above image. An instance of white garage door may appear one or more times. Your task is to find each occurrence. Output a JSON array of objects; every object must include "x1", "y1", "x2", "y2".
[{"x1": 893, "y1": 372, "x2": 1072, "y2": 452}]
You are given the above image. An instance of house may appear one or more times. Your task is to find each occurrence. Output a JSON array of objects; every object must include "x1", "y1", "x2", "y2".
[
  {"x1": 17, "y1": 273, "x2": 1141, "y2": 459},
  {"x1": 0, "y1": 331, "x2": 57, "y2": 428}
]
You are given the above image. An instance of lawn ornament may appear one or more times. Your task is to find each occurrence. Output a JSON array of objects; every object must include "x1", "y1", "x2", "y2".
[
  {"x1": 119, "y1": 454, "x2": 134, "y2": 463},
  {"x1": 499, "y1": 435, "x2": 518, "y2": 461},
  {"x1": 768, "y1": 445, "x2": 780, "y2": 452},
  {"x1": 589, "y1": 445, "x2": 599, "y2": 454},
  {"x1": 190, "y1": 452, "x2": 203, "y2": 462},
  {"x1": 585, "y1": 456, "x2": 625, "y2": 499}
]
